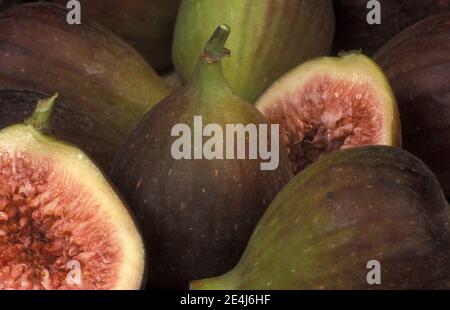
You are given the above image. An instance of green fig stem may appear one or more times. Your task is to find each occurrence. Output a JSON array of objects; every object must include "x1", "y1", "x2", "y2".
[
  {"x1": 188, "y1": 24, "x2": 235, "y2": 100},
  {"x1": 26, "y1": 93, "x2": 58, "y2": 133},
  {"x1": 202, "y1": 24, "x2": 231, "y2": 64}
]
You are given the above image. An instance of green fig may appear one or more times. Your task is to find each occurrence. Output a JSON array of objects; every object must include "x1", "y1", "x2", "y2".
[
  {"x1": 191, "y1": 146, "x2": 450, "y2": 290},
  {"x1": 111, "y1": 25, "x2": 292, "y2": 289},
  {"x1": 173, "y1": 0, "x2": 335, "y2": 102}
]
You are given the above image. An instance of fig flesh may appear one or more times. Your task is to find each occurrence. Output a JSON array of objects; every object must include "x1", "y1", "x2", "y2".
[
  {"x1": 256, "y1": 53, "x2": 401, "y2": 174},
  {"x1": 191, "y1": 146, "x2": 450, "y2": 290},
  {"x1": 374, "y1": 12, "x2": 450, "y2": 198},
  {"x1": 0, "y1": 3, "x2": 169, "y2": 170},
  {"x1": 0, "y1": 95, "x2": 145, "y2": 290},
  {"x1": 173, "y1": 0, "x2": 335, "y2": 102},
  {"x1": 111, "y1": 25, "x2": 292, "y2": 289}
]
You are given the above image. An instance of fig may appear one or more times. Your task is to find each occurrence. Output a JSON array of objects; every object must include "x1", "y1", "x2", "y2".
[
  {"x1": 110, "y1": 25, "x2": 292, "y2": 289},
  {"x1": 0, "y1": 90, "x2": 120, "y2": 171},
  {"x1": 173, "y1": 0, "x2": 335, "y2": 102},
  {"x1": 374, "y1": 13, "x2": 450, "y2": 198},
  {"x1": 0, "y1": 3, "x2": 169, "y2": 170},
  {"x1": 162, "y1": 71, "x2": 183, "y2": 93},
  {"x1": 191, "y1": 146, "x2": 450, "y2": 290},
  {"x1": 333, "y1": 0, "x2": 450, "y2": 55},
  {"x1": 256, "y1": 52, "x2": 401, "y2": 174},
  {"x1": 52, "y1": 0, "x2": 181, "y2": 71},
  {"x1": 0, "y1": 94, "x2": 145, "y2": 290}
]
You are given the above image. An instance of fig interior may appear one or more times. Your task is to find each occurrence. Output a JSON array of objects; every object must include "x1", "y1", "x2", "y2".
[
  {"x1": 0, "y1": 152, "x2": 120, "y2": 290},
  {"x1": 262, "y1": 75, "x2": 383, "y2": 174}
]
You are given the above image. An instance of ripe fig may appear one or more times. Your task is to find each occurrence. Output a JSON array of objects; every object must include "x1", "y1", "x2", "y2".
[
  {"x1": 110, "y1": 25, "x2": 292, "y2": 289},
  {"x1": 52, "y1": 0, "x2": 181, "y2": 71},
  {"x1": 374, "y1": 12, "x2": 450, "y2": 198},
  {"x1": 333, "y1": 0, "x2": 450, "y2": 55},
  {"x1": 0, "y1": 90, "x2": 121, "y2": 172},
  {"x1": 191, "y1": 146, "x2": 450, "y2": 290},
  {"x1": 173, "y1": 0, "x2": 335, "y2": 102},
  {"x1": 256, "y1": 52, "x2": 401, "y2": 174},
  {"x1": 0, "y1": 3, "x2": 169, "y2": 170},
  {"x1": 0, "y1": 95, "x2": 145, "y2": 290}
]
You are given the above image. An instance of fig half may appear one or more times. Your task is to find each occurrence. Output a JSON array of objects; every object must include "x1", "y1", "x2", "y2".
[
  {"x1": 0, "y1": 95, "x2": 145, "y2": 290},
  {"x1": 256, "y1": 52, "x2": 401, "y2": 174}
]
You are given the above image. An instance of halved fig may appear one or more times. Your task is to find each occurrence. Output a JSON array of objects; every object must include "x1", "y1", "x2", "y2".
[
  {"x1": 256, "y1": 52, "x2": 401, "y2": 174},
  {"x1": 0, "y1": 95, "x2": 145, "y2": 290}
]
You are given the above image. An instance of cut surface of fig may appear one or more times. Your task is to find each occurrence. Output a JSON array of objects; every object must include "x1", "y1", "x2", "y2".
[
  {"x1": 0, "y1": 96, "x2": 145, "y2": 290},
  {"x1": 256, "y1": 53, "x2": 401, "y2": 174}
]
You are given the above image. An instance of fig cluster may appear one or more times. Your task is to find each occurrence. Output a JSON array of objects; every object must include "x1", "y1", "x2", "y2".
[{"x1": 0, "y1": 1, "x2": 449, "y2": 291}]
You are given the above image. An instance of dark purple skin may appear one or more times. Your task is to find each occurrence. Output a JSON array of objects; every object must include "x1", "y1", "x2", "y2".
[
  {"x1": 374, "y1": 12, "x2": 450, "y2": 198},
  {"x1": 0, "y1": 90, "x2": 116, "y2": 169},
  {"x1": 333, "y1": 0, "x2": 450, "y2": 55},
  {"x1": 0, "y1": 0, "x2": 31, "y2": 11},
  {"x1": 0, "y1": 3, "x2": 169, "y2": 170},
  {"x1": 110, "y1": 25, "x2": 292, "y2": 289}
]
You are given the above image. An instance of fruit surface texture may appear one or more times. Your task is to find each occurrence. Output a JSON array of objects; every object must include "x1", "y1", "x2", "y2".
[
  {"x1": 333, "y1": 0, "x2": 450, "y2": 55},
  {"x1": 173, "y1": 0, "x2": 335, "y2": 102},
  {"x1": 0, "y1": 3, "x2": 169, "y2": 170},
  {"x1": 53, "y1": 0, "x2": 181, "y2": 71},
  {"x1": 191, "y1": 146, "x2": 450, "y2": 290},
  {"x1": 375, "y1": 12, "x2": 450, "y2": 198},
  {"x1": 111, "y1": 25, "x2": 292, "y2": 289}
]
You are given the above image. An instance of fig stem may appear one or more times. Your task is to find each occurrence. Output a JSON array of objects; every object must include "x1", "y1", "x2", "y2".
[
  {"x1": 202, "y1": 24, "x2": 231, "y2": 64},
  {"x1": 26, "y1": 93, "x2": 58, "y2": 132}
]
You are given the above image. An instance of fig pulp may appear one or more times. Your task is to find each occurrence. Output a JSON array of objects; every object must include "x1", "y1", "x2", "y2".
[
  {"x1": 52, "y1": 0, "x2": 181, "y2": 71},
  {"x1": 333, "y1": 0, "x2": 450, "y2": 55},
  {"x1": 173, "y1": 0, "x2": 335, "y2": 102},
  {"x1": 0, "y1": 95, "x2": 145, "y2": 290},
  {"x1": 110, "y1": 25, "x2": 292, "y2": 289},
  {"x1": 0, "y1": 3, "x2": 169, "y2": 170},
  {"x1": 374, "y1": 13, "x2": 450, "y2": 198},
  {"x1": 191, "y1": 146, "x2": 450, "y2": 290},
  {"x1": 256, "y1": 52, "x2": 401, "y2": 174}
]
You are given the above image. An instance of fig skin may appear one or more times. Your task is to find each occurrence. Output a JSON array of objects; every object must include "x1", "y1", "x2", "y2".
[
  {"x1": 110, "y1": 25, "x2": 292, "y2": 289},
  {"x1": 52, "y1": 0, "x2": 181, "y2": 72},
  {"x1": 256, "y1": 52, "x2": 401, "y2": 174},
  {"x1": 0, "y1": 95, "x2": 146, "y2": 290},
  {"x1": 0, "y1": 3, "x2": 169, "y2": 170},
  {"x1": 333, "y1": 0, "x2": 450, "y2": 55},
  {"x1": 374, "y1": 13, "x2": 450, "y2": 198},
  {"x1": 0, "y1": 90, "x2": 120, "y2": 172},
  {"x1": 173, "y1": 0, "x2": 335, "y2": 102},
  {"x1": 0, "y1": 0, "x2": 29, "y2": 11},
  {"x1": 191, "y1": 146, "x2": 450, "y2": 290}
]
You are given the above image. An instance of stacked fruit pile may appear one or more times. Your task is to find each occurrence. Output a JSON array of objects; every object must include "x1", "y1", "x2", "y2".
[{"x1": 0, "y1": 0, "x2": 449, "y2": 290}]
